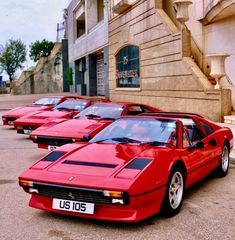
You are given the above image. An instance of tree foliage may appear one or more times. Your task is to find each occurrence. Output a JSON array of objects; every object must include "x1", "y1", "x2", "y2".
[
  {"x1": 0, "y1": 39, "x2": 27, "y2": 82},
  {"x1": 66, "y1": 67, "x2": 73, "y2": 85},
  {"x1": 29, "y1": 39, "x2": 55, "y2": 62}
]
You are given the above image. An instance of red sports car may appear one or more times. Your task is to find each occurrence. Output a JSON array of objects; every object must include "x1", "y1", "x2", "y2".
[
  {"x1": 2, "y1": 95, "x2": 83, "y2": 126},
  {"x1": 30, "y1": 102, "x2": 160, "y2": 150},
  {"x1": 14, "y1": 99, "x2": 91, "y2": 135},
  {"x1": 19, "y1": 113, "x2": 233, "y2": 222}
]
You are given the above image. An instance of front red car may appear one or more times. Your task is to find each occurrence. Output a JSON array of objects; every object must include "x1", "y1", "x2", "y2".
[{"x1": 19, "y1": 114, "x2": 233, "y2": 222}]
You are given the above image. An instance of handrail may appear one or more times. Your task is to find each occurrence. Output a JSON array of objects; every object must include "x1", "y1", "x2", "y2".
[
  {"x1": 225, "y1": 74, "x2": 233, "y2": 86},
  {"x1": 204, "y1": 0, "x2": 220, "y2": 15}
]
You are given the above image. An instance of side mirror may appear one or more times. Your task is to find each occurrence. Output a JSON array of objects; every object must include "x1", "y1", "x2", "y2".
[
  {"x1": 187, "y1": 141, "x2": 204, "y2": 150},
  {"x1": 82, "y1": 134, "x2": 91, "y2": 142}
]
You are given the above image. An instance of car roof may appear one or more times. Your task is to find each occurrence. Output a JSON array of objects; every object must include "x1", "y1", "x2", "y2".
[
  {"x1": 119, "y1": 115, "x2": 203, "y2": 126},
  {"x1": 140, "y1": 112, "x2": 203, "y2": 118},
  {"x1": 91, "y1": 101, "x2": 150, "y2": 107},
  {"x1": 60, "y1": 99, "x2": 90, "y2": 102}
]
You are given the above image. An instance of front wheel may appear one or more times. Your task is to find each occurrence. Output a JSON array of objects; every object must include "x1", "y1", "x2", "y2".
[
  {"x1": 161, "y1": 168, "x2": 184, "y2": 217},
  {"x1": 216, "y1": 145, "x2": 229, "y2": 178}
]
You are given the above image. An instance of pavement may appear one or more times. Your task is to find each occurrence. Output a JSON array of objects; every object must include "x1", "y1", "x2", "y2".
[{"x1": 1, "y1": 93, "x2": 235, "y2": 164}]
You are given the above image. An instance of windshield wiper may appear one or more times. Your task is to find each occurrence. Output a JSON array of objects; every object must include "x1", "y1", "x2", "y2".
[
  {"x1": 56, "y1": 107, "x2": 69, "y2": 111},
  {"x1": 140, "y1": 140, "x2": 166, "y2": 146},
  {"x1": 85, "y1": 114, "x2": 101, "y2": 119},
  {"x1": 94, "y1": 137, "x2": 141, "y2": 144},
  {"x1": 100, "y1": 117, "x2": 115, "y2": 120}
]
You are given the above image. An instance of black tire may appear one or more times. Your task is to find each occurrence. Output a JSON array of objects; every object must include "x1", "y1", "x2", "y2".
[
  {"x1": 161, "y1": 167, "x2": 185, "y2": 217},
  {"x1": 215, "y1": 145, "x2": 229, "y2": 178}
]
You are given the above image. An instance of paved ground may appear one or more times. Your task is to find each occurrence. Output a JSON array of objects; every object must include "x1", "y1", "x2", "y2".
[{"x1": 0, "y1": 93, "x2": 235, "y2": 240}]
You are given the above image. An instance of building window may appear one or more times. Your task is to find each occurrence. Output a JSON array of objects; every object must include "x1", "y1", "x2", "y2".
[
  {"x1": 76, "y1": 12, "x2": 86, "y2": 38},
  {"x1": 116, "y1": 45, "x2": 140, "y2": 88},
  {"x1": 97, "y1": 0, "x2": 104, "y2": 22}
]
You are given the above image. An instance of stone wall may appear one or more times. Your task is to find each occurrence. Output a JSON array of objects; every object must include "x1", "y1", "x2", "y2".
[
  {"x1": 12, "y1": 43, "x2": 63, "y2": 95},
  {"x1": 108, "y1": 0, "x2": 231, "y2": 121}
]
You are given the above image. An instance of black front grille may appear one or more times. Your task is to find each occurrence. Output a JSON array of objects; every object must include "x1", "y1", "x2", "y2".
[
  {"x1": 33, "y1": 182, "x2": 113, "y2": 204},
  {"x1": 6, "y1": 117, "x2": 16, "y2": 122},
  {"x1": 37, "y1": 136, "x2": 73, "y2": 146},
  {"x1": 23, "y1": 126, "x2": 38, "y2": 131}
]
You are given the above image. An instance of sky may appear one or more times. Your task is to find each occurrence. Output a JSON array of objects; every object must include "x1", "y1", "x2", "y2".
[{"x1": 0, "y1": 0, "x2": 70, "y2": 81}]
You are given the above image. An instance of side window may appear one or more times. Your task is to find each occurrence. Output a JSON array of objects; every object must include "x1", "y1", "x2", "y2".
[
  {"x1": 199, "y1": 121, "x2": 214, "y2": 135},
  {"x1": 126, "y1": 105, "x2": 143, "y2": 115},
  {"x1": 141, "y1": 106, "x2": 153, "y2": 113},
  {"x1": 191, "y1": 126, "x2": 206, "y2": 143}
]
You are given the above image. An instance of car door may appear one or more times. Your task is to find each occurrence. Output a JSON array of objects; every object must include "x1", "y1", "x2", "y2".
[{"x1": 181, "y1": 122, "x2": 218, "y2": 186}]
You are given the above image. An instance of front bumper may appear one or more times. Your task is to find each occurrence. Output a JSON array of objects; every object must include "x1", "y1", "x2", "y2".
[{"x1": 28, "y1": 186, "x2": 166, "y2": 222}]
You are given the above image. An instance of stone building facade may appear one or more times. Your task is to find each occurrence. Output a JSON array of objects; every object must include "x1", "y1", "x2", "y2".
[
  {"x1": 67, "y1": 0, "x2": 109, "y2": 97},
  {"x1": 12, "y1": 43, "x2": 63, "y2": 95},
  {"x1": 108, "y1": 0, "x2": 232, "y2": 121},
  {"x1": 186, "y1": 0, "x2": 235, "y2": 108}
]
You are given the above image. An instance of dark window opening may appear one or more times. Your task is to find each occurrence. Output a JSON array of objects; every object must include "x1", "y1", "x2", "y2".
[
  {"x1": 116, "y1": 45, "x2": 140, "y2": 88},
  {"x1": 97, "y1": 0, "x2": 104, "y2": 22},
  {"x1": 76, "y1": 13, "x2": 86, "y2": 38}
]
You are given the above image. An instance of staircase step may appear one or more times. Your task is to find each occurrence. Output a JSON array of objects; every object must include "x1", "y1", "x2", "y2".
[{"x1": 224, "y1": 115, "x2": 235, "y2": 124}]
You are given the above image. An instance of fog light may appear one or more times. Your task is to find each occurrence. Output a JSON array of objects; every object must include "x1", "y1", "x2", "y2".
[
  {"x1": 112, "y1": 199, "x2": 124, "y2": 204},
  {"x1": 29, "y1": 188, "x2": 38, "y2": 194}
]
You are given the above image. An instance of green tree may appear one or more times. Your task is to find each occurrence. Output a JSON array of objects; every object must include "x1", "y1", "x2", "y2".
[
  {"x1": 0, "y1": 39, "x2": 27, "y2": 82},
  {"x1": 29, "y1": 39, "x2": 55, "y2": 62},
  {"x1": 66, "y1": 67, "x2": 73, "y2": 85}
]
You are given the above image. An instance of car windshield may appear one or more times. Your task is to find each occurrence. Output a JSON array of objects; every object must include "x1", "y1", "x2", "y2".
[
  {"x1": 91, "y1": 118, "x2": 177, "y2": 146},
  {"x1": 33, "y1": 97, "x2": 61, "y2": 106},
  {"x1": 75, "y1": 104, "x2": 124, "y2": 119},
  {"x1": 54, "y1": 100, "x2": 88, "y2": 112}
]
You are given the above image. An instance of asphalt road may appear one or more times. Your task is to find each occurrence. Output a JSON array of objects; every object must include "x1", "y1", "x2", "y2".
[{"x1": 0, "y1": 110, "x2": 235, "y2": 240}]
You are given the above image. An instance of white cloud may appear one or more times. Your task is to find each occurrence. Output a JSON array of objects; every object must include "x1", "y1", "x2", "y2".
[{"x1": 0, "y1": 0, "x2": 69, "y2": 80}]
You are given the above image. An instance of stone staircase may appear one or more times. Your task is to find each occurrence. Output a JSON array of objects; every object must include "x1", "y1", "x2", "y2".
[{"x1": 224, "y1": 112, "x2": 235, "y2": 124}]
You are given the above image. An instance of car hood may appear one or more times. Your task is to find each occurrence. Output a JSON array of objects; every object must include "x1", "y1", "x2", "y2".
[
  {"x1": 24, "y1": 111, "x2": 70, "y2": 120},
  {"x1": 3, "y1": 106, "x2": 50, "y2": 118},
  {"x1": 14, "y1": 111, "x2": 71, "y2": 125},
  {"x1": 47, "y1": 143, "x2": 154, "y2": 177},
  {"x1": 33, "y1": 118, "x2": 112, "y2": 138}
]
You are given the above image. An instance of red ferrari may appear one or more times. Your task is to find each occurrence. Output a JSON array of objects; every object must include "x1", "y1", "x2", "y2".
[
  {"x1": 19, "y1": 113, "x2": 233, "y2": 222},
  {"x1": 30, "y1": 102, "x2": 160, "y2": 150},
  {"x1": 2, "y1": 95, "x2": 83, "y2": 126},
  {"x1": 14, "y1": 99, "x2": 91, "y2": 135}
]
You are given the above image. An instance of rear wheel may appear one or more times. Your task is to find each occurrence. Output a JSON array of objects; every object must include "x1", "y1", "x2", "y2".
[
  {"x1": 161, "y1": 167, "x2": 184, "y2": 217},
  {"x1": 216, "y1": 145, "x2": 229, "y2": 177}
]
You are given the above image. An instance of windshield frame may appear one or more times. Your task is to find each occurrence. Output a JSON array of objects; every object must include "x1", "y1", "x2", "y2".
[
  {"x1": 75, "y1": 104, "x2": 125, "y2": 119},
  {"x1": 90, "y1": 117, "x2": 179, "y2": 147},
  {"x1": 54, "y1": 99, "x2": 89, "y2": 112},
  {"x1": 33, "y1": 97, "x2": 61, "y2": 106}
]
